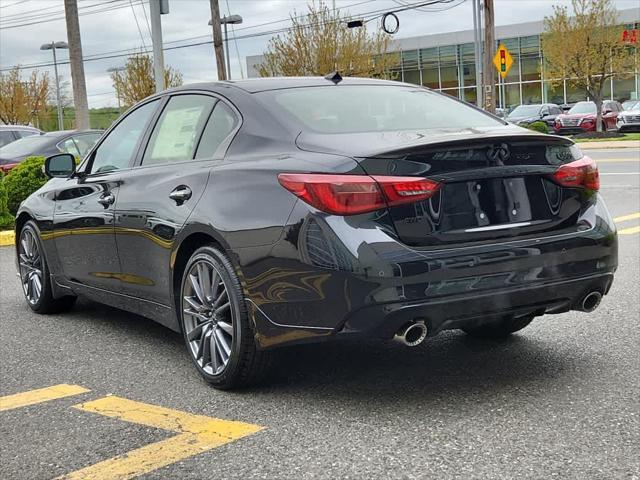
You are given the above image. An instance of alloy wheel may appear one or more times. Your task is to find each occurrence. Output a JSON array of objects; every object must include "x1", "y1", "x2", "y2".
[
  {"x1": 18, "y1": 229, "x2": 43, "y2": 305},
  {"x1": 182, "y1": 260, "x2": 234, "y2": 375}
]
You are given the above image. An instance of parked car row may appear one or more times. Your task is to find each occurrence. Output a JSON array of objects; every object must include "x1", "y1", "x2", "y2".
[
  {"x1": 0, "y1": 129, "x2": 103, "y2": 173},
  {"x1": 505, "y1": 99, "x2": 640, "y2": 134}
]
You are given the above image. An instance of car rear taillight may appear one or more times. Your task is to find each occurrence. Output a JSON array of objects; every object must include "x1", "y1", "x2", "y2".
[
  {"x1": 552, "y1": 156, "x2": 599, "y2": 191},
  {"x1": 277, "y1": 173, "x2": 441, "y2": 215}
]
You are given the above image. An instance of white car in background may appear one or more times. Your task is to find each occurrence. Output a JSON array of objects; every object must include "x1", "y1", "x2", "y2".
[{"x1": 617, "y1": 100, "x2": 640, "y2": 132}]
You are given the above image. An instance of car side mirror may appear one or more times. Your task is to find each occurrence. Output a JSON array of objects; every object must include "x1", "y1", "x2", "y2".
[{"x1": 44, "y1": 153, "x2": 76, "y2": 178}]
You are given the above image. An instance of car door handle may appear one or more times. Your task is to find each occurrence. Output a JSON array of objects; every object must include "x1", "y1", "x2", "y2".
[
  {"x1": 168, "y1": 186, "x2": 192, "y2": 205},
  {"x1": 97, "y1": 193, "x2": 115, "y2": 208}
]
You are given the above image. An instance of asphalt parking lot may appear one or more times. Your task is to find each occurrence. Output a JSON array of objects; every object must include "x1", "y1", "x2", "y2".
[{"x1": 1, "y1": 148, "x2": 639, "y2": 480}]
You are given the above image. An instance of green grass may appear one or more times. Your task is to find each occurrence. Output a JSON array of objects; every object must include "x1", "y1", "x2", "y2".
[{"x1": 573, "y1": 133, "x2": 640, "y2": 143}]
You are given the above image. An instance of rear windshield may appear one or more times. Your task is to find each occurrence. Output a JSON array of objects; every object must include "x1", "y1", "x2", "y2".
[
  {"x1": 260, "y1": 85, "x2": 503, "y2": 134},
  {"x1": 0, "y1": 134, "x2": 52, "y2": 156}
]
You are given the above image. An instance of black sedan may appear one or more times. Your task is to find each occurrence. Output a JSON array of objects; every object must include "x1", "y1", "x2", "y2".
[
  {"x1": 506, "y1": 103, "x2": 563, "y2": 130},
  {"x1": 0, "y1": 129, "x2": 102, "y2": 173},
  {"x1": 15, "y1": 77, "x2": 617, "y2": 389}
]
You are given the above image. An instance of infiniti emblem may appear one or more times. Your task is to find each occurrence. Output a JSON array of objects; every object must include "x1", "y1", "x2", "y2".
[{"x1": 486, "y1": 143, "x2": 510, "y2": 165}]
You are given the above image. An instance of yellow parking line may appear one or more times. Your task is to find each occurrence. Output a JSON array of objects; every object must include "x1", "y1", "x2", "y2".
[
  {"x1": 614, "y1": 212, "x2": 640, "y2": 223},
  {"x1": 0, "y1": 384, "x2": 90, "y2": 412},
  {"x1": 0, "y1": 230, "x2": 14, "y2": 247},
  {"x1": 618, "y1": 225, "x2": 640, "y2": 235},
  {"x1": 56, "y1": 395, "x2": 263, "y2": 480}
]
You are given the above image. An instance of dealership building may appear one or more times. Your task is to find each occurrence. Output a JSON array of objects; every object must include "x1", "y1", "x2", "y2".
[{"x1": 246, "y1": 8, "x2": 639, "y2": 109}]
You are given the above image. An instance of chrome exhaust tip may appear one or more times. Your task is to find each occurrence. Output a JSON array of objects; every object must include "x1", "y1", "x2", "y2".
[
  {"x1": 394, "y1": 320, "x2": 428, "y2": 347},
  {"x1": 578, "y1": 291, "x2": 602, "y2": 313}
]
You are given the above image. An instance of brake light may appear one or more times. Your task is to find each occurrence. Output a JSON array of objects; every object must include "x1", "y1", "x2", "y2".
[
  {"x1": 277, "y1": 173, "x2": 441, "y2": 215},
  {"x1": 552, "y1": 156, "x2": 599, "y2": 190}
]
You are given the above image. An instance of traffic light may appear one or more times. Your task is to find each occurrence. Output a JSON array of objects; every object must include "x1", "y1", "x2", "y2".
[{"x1": 500, "y1": 49, "x2": 506, "y2": 72}]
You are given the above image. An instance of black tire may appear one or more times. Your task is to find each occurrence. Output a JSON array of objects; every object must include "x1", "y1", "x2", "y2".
[
  {"x1": 462, "y1": 314, "x2": 534, "y2": 339},
  {"x1": 18, "y1": 221, "x2": 77, "y2": 314},
  {"x1": 179, "y1": 245, "x2": 271, "y2": 389}
]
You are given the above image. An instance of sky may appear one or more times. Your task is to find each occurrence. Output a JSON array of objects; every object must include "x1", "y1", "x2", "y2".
[{"x1": 0, "y1": 0, "x2": 638, "y2": 108}]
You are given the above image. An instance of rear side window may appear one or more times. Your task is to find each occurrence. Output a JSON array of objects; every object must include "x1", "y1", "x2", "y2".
[
  {"x1": 91, "y1": 99, "x2": 159, "y2": 173},
  {"x1": 142, "y1": 94, "x2": 216, "y2": 166},
  {"x1": 16, "y1": 130, "x2": 39, "y2": 139},
  {"x1": 195, "y1": 101, "x2": 238, "y2": 159},
  {"x1": 72, "y1": 133, "x2": 101, "y2": 158},
  {"x1": 261, "y1": 85, "x2": 503, "y2": 134}
]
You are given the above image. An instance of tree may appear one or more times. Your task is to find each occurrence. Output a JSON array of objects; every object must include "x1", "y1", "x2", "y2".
[
  {"x1": 542, "y1": 0, "x2": 635, "y2": 132},
  {"x1": 257, "y1": 0, "x2": 398, "y2": 78},
  {"x1": 110, "y1": 53, "x2": 183, "y2": 107},
  {"x1": 0, "y1": 67, "x2": 49, "y2": 125}
]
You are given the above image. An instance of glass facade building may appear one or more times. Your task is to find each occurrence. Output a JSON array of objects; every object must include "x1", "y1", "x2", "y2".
[{"x1": 392, "y1": 24, "x2": 639, "y2": 110}]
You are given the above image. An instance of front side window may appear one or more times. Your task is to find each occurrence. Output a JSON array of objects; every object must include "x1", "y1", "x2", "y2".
[
  {"x1": 142, "y1": 95, "x2": 216, "y2": 166},
  {"x1": 195, "y1": 101, "x2": 238, "y2": 159},
  {"x1": 90, "y1": 99, "x2": 159, "y2": 174},
  {"x1": 260, "y1": 85, "x2": 503, "y2": 134}
]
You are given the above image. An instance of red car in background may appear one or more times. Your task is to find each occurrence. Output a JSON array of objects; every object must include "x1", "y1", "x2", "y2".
[{"x1": 554, "y1": 100, "x2": 622, "y2": 134}]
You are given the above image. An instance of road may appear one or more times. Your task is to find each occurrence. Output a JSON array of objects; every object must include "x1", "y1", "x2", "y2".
[{"x1": 1, "y1": 148, "x2": 639, "y2": 480}]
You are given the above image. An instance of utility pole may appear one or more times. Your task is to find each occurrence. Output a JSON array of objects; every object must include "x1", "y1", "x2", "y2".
[
  {"x1": 472, "y1": 0, "x2": 483, "y2": 108},
  {"x1": 63, "y1": 0, "x2": 89, "y2": 130},
  {"x1": 208, "y1": 0, "x2": 227, "y2": 80},
  {"x1": 149, "y1": 0, "x2": 167, "y2": 93},
  {"x1": 482, "y1": 0, "x2": 496, "y2": 113}
]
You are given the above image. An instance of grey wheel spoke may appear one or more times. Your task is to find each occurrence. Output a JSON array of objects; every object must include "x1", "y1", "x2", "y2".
[
  {"x1": 184, "y1": 309, "x2": 209, "y2": 322},
  {"x1": 197, "y1": 263, "x2": 211, "y2": 304},
  {"x1": 201, "y1": 330, "x2": 212, "y2": 368},
  {"x1": 186, "y1": 320, "x2": 212, "y2": 341},
  {"x1": 212, "y1": 289, "x2": 228, "y2": 309},
  {"x1": 210, "y1": 333, "x2": 220, "y2": 372},
  {"x1": 217, "y1": 320, "x2": 233, "y2": 335},
  {"x1": 214, "y1": 302, "x2": 230, "y2": 317},
  {"x1": 32, "y1": 274, "x2": 42, "y2": 298},
  {"x1": 21, "y1": 238, "x2": 30, "y2": 257},
  {"x1": 214, "y1": 328, "x2": 231, "y2": 360},
  {"x1": 195, "y1": 324, "x2": 210, "y2": 360},
  {"x1": 210, "y1": 270, "x2": 220, "y2": 301},
  {"x1": 188, "y1": 273, "x2": 206, "y2": 305},
  {"x1": 184, "y1": 295, "x2": 206, "y2": 312}
]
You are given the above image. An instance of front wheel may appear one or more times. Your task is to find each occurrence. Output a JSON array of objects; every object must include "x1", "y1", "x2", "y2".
[
  {"x1": 18, "y1": 221, "x2": 76, "y2": 314},
  {"x1": 462, "y1": 314, "x2": 534, "y2": 339},
  {"x1": 179, "y1": 245, "x2": 270, "y2": 389}
]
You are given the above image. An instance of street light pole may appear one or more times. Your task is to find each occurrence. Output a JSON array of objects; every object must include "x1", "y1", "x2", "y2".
[{"x1": 40, "y1": 41, "x2": 68, "y2": 130}]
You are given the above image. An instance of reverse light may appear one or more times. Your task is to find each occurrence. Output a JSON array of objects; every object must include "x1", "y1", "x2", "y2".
[
  {"x1": 277, "y1": 173, "x2": 441, "y2": 215},
  {"x1": 552, "y1": 156, "x2": 599, "y2": 191}
]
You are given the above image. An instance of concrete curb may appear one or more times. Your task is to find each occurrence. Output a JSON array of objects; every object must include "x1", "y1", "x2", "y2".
[
  {"x1": 0, "y1": 230, "x2": 15, "y2": 247},
  {"x1": 576, "y1": 140, "x2": 640, "y2": 150}
]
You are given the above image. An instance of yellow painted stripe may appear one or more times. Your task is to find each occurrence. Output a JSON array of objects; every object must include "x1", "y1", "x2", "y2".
[
  {"x1": 56, "y1": 396, "x2": 263, "y2": 480},
  {"x1": 0, "y1": 230, "x2": 14, "y2": 247},
  {"x1": 618, "y1": 225, "x2": 640, "y2": 235},
  {"x1": 614, "y1": 212, "x2": 640, "y2": 223},
  {"x1": 0, "y1": 384, "x2": 90, "y2": 412}
]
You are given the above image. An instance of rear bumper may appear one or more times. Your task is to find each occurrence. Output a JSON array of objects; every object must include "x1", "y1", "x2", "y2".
[{"x1": 242, "y1": 195, "x2": 618, "y2": 348}]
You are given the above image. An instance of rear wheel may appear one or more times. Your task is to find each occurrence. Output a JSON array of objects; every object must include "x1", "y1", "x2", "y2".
[
  {"x1": 18, "y1": 221, "x2": 76, "y2": 313},
  {"x1": 462, "y1": 314, "x2": 534, "y2": 339},
  {"x1": 179, "y1": 245, "x2": 270, "y2": 389}
]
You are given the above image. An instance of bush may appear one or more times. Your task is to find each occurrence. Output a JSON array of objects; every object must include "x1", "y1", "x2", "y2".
[
  {"x1": 524, "y1": 121, "x2": 549, "y2": 134},
  {"x1": 0, "y1": 171, "x2": 15, "y2": 229},
  {"x1": 3, "y1": 156, "x2": 47, "y2": 215}
]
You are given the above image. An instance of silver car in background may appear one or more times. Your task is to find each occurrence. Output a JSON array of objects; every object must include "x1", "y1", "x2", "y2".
[{"x1": 617, "y1": 100, "x2": 640, "y2": 132}]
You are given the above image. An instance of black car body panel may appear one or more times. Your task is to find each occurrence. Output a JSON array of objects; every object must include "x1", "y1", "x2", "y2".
[{"x1": 15, "y1": 78, "x2": 618, "y2": 350}]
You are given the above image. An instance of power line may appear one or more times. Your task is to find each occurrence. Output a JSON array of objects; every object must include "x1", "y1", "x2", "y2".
[{"x1": 129, "y1": 0, "x2": 149, "y2": 50}]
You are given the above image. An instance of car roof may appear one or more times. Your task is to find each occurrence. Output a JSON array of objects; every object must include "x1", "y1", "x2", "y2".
[
  {"x1": 41, "y1": 129, "x2": 102, "y2": 138},
  {"x1": 167, "y1": 76, "x2": 408, "y2": 94},
  {"x1": 0, "y1": 125, "x2": 40, "y2": 131}
]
